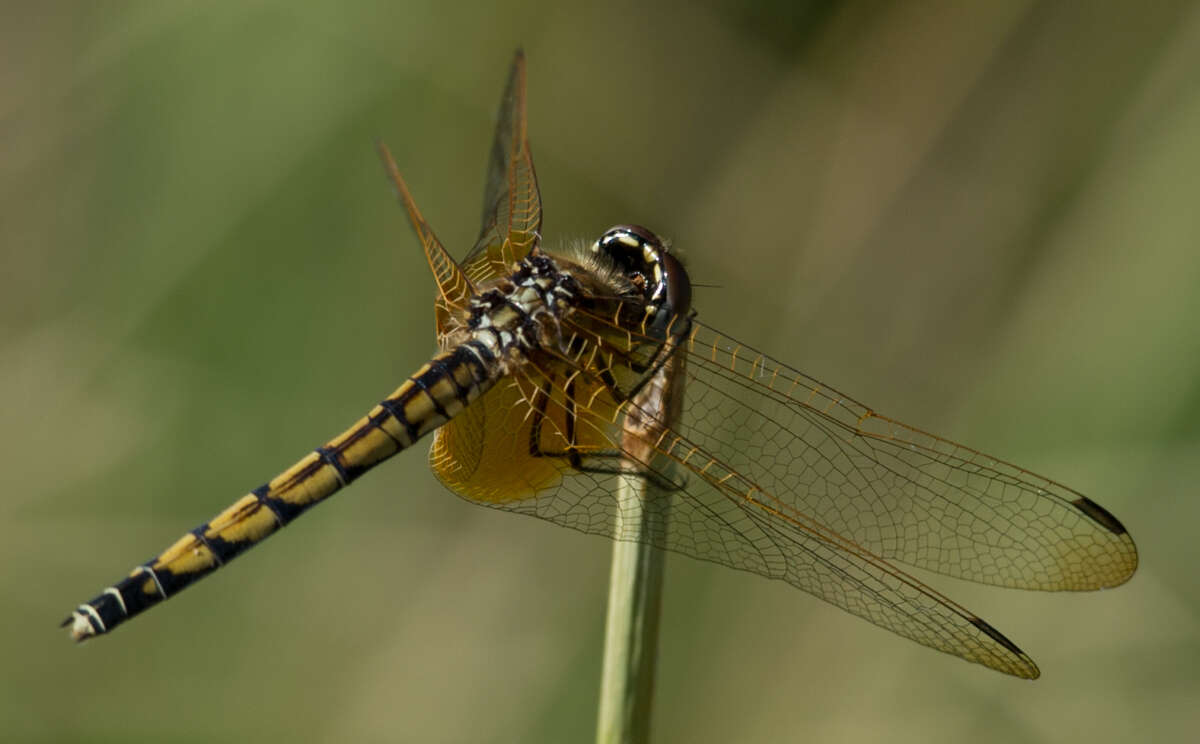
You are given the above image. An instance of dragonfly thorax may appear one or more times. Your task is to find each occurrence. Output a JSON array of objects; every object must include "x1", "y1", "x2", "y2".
[{"x1": 460, "y1": 253, "x2": 585, "y2": 364}]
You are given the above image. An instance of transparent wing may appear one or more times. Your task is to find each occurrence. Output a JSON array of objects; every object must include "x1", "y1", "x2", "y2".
[
  {"x1": 386, "y1": 50, "x2": 542, "y2": 341},
  {"x1": 429, "y1": 299, "x2": 1137, "y2": 676},
  {"x1": 377, "y1": 141, "x2": 474, "y2": 339},
  {"x1": 678, "y1": 320, "x2": 1138, "y2": 592},
  {"x1": 460, "y1": 49, "x2": 542, "y2": 289}
]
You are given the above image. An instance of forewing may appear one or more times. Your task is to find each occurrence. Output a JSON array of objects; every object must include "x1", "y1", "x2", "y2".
[
  {"x1": 378, "y1": 142, "x2": 474, "y2": 342},
  {"x1": 432, "y1": 306, "x2": 1053, "y2": 677},
  {"x1": 679, "y1": 320, "x2": 1138, "y2": 592},
  {"x1": 462, "y1": 50, "x2": 542, "y2": 286}
]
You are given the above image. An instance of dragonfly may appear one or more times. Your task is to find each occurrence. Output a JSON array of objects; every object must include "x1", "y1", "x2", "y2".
[{"x1": 65, "y1": 51, "x2": 1138, "y2": 679}]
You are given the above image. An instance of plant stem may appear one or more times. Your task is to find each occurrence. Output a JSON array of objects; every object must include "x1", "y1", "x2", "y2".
[
  {"x1": 596, "y1": 341, "x2": 686, "y2": 744},
  {"x1": 596, "y1": 474, "x2": 670, "y2": 744}
]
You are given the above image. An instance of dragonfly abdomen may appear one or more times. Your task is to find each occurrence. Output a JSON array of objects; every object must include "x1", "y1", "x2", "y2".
[{"x1": 64, "y1": 342, "x2": 500, "y2": 641}]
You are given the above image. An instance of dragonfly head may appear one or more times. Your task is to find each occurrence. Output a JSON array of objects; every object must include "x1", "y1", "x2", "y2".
[{"x1": 591, "y1": 225, "x2": 692, "y2": 337}]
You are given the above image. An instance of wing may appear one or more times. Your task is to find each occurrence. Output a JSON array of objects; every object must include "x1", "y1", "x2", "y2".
[
  {"x1": 678, "y1": 320, "x2": 1138, "y2": 592},
  {"x1": 459, "y1": 49, "x2": 542, "y2": 292},
  {"x1": 430, "y1": 374, "x2": 570, "y2": 505},
  {"x1": 377, "y1": 51, "x2": 541, "y2": 343},
  {"x1": 378, "y1": 141, "x2": 474, "y2": 339},
  {"x1": 430, "y1": 300, "x2": 1137, "y2": 677}
]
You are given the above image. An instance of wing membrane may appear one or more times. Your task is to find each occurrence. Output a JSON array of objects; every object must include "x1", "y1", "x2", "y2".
[
  {"x1": 430, "y1": 346, "x2": 627, "y2": 506},
  {"x1": 377, "y1": 142, "x2": 474, "y2": 337},
  {"x1": 431, "y1": 299, "x2": 1137, "y2": 677},
  {"x1": 462, "y1": 50, "x2": 542, "y2": 289},
  {"x1": 680, "y1": 320, "x2": 1138, "y2": 592}
]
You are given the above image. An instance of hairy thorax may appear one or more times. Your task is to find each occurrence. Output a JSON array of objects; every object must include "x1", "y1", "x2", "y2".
[{"x1": 442, "y1": 250, "x2": 636, "y2": 375}]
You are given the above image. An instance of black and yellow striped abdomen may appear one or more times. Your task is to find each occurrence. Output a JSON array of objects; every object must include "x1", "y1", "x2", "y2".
[{"x1": 65, "y1": 341, "x2": 498, "y2": 640}]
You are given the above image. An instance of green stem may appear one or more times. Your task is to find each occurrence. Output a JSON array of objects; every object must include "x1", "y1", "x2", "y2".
[{"x1": 596, "y1": 473, "x2": 670, "y2": 744}]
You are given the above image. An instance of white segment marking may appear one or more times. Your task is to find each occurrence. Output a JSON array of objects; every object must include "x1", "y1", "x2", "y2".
[
  {"x1": 134, "y1": 565, "x2": 167, "y2": 598},
  {"x1": 77, "y1": 604, "x2": 106, "y2": 633},
  {"x1": 104, "y1": 587, "x2": 128, "y2": 616}
]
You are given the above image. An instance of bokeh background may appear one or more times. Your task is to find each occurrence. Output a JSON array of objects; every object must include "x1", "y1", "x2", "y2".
[{"x1": 5, "y1": 1, "x2": 1198, "y2": 742}]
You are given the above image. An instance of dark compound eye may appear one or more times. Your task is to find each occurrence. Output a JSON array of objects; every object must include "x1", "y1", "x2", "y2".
[{"x1": 592, "y1": 224, "x2": 692, "y2": 334}]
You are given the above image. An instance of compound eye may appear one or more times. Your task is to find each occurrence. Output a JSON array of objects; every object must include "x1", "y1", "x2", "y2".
[
  {"x1": 600, "y1": 224, "x2": 662, "y2": 249},
  {"x1": 591, "y1": 224, "x2": 665, "y2": 293},
  {"x1": 592, "y1": 224, "x2": 665, "y2": 264},
  {"x1": 591, "y1": 224, "x2": 691, "y2": 333}
]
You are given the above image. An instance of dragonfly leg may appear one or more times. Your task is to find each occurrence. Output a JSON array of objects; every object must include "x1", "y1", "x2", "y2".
[{"x1": 526, "y1": 377, "x2": 683, "y2": 492}]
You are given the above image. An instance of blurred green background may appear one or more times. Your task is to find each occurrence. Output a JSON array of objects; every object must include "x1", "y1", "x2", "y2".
[{"x1": 5, "y1": 1, "x2": 1198, "y2": 741}]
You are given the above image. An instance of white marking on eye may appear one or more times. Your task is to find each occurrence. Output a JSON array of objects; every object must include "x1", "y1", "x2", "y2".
[
  {"x1": 652, "y1": 264, "x2": 662, "y2": 281},
  {"x1": 643, "y1": 244, "x2": 655, "y2": 261},
  {"x1": 617, "y1": 234, "x2": 640, "y2": 248}
]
